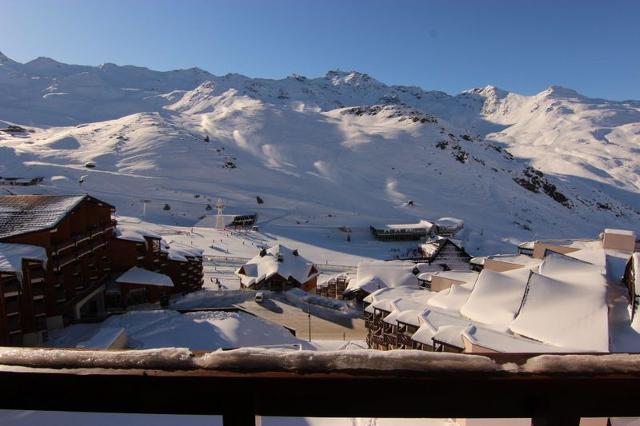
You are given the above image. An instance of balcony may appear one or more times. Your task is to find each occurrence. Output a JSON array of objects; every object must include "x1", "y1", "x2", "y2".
[
  {"x1": 33, "y1": 301, "x2": 46, "y2": 316},
  {"x1": 3, "y1": 280, "x2": 19, "y2": 297},
  {"x1": 53, "y1": 224, "x2": 115, "y2": 255},
  {"x1": 6, "y1": 315, "x2": 21, "y2": 332},
  {"x1": 56, "y1": 254, "x2": 78, "y2": 271},
  {"x1": 32, "y1": 289, "x2": 45, "y2": 299},
  {"x1": 4, "y1": 297, "x2": 20, "y2": 314}
]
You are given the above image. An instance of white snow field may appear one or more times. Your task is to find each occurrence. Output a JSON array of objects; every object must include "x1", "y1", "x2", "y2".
[{"x1": 1, "y1": 52, "x2": 639, "y2": 256}]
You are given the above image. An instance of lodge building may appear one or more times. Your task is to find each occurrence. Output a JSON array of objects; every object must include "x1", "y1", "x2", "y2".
[
  {"x1": 0, "y1": 195, "x2": 115, "y2": 346},
  {"x1": 0, "y1": 194, "x2": 204, "y2": 346}
]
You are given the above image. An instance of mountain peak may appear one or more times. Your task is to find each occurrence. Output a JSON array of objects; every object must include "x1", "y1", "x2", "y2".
[
  {"x1": 324, "y1": 69, "x2": 383, "y2": 88},
  {"x1": 26, "y1": 56, "x2": 64, "y2": 67},
  {"x1": 463, "y1": 85, "x2": 509, "y2": 99},
  {"x1": 540, "y1": 85, "x2": 582, "y2": 99}
]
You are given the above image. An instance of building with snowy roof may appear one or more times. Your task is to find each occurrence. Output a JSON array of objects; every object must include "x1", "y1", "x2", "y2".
[
  {"x1": 369, "y1": 220, "x2": 434, "y2": 241},
  {"x1": 419, "y1": 236, "x2": 471, "y2": 270},
  {"x1": 363, "y1": 228, "x2": 639, "y2": 354},
  {"x1": 236, "y1": 245, "x2": 319, "y2": 291},
  {"x1": 108, "y1": 225, "x2": 203, "y2": 307},
  {"x1": 0, "y1": 194, "x2": 115, "y2": 346}
]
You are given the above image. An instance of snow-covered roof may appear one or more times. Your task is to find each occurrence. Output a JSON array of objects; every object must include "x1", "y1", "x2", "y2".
[
  {"x1": 0, "y1": 242, "x2": 47, "y2": 284},
  {"x1": 434, "y1": 217, "x2": 464, "y2": 229},
  {"x1": 462, "y1": 325, "x2": 569, "y2": 353},
  {"x1": 373, "y1": 220, "x2": 433, "y2": 232},
  {"x1": 411, "y1": 309, "x2": 472, "y2": 346},
  {"x1": 382, "y1": 298, "x2": 431, "y2": 324},
  {"x1": 460, "y1": 267, "x2": 531, "y2": 329},
  {"x1": 604, "y1": 228, "x2": 636, "y2": 237},
  {"x1": 346, "y1": 260, "x2": 419, "y2": 295},
  {"x1": 396, "y1": 309, "x2": 429, "y2": 327},
  {"x1": 50, "y1": 310, "x2": 301, "y2": 351},
  {"x1": 427, "y1": 282, "x2": 473, "y2": 313},
  {"x1": 0, "y1": 194, "x2": 88, "y2": 238},
  {"x1": 363, "y1": 285, "x2": 427, "y2": 305},
  {"x1": 485, "y1": 253, "x2": 543, "y2": 268},
  {"x1": 77, "y1": 327, "x2": 127, "y2": 350},
  {"x1": 165, "y1": 241, "x2": 204, "y2": 262},
  {"x1": 116, "y1": 267, "x2": 174, "y2": 287},
  {"x1": 236, "y1": 244, "x2": 317, "y2": 287},
  {"x1": 420, "y1": 236, "x2": 465, "y2": 258},
  {"x1": 432, "y1": 325, "x2": 466, "y2": 348},
  {"x1": 115, "y1": 225, "x2": 162, "y2": 243},
  {"x1": 420, "y1": 270, "x2": 479, "y2": 284},
  {"x1": 510, "y1": 260, "x2": 609, "y2": 352}
]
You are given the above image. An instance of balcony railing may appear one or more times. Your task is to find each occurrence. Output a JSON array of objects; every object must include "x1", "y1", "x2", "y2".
[
  {"x1": 52, "y1": 224, "x2": 115, "y2": 256},
  {"x1": 1, "y1": 350, "x2": 638, "y2": 425}
]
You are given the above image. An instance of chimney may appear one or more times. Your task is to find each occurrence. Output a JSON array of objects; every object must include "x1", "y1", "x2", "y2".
[
  {"x1": 259, "y1": 248, "x2": 267, "y2": 257},
  {"x1": 292, "y1": 249, "x2": 299, "y2": 256}
]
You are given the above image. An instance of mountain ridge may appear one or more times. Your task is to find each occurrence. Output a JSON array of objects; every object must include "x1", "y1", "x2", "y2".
[{"x1": 1, "y1": 52, "x2": 639, "y2": 254}]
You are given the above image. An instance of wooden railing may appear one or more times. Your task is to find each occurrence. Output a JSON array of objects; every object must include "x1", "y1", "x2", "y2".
[{"x1": 0, "y1": 350, "x2": 639, "y2": 425}]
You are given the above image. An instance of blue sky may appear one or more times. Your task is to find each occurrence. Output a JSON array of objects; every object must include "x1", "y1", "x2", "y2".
[{"x1": 1, "y1": 0, "x2": 638, "y2": 100}]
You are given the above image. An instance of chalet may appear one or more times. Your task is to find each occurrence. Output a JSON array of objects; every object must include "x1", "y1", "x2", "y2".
[
  {"x1": 419, "y1": 236, "x2": 471, "y2": 270},
  {"x1": 235, "y1": 245, "x2": 318, "y2": 291},
  {"x1": 0, "y1": 194, "x2": 115, "y2": 345},
  {"x1": 370, "y1": 220, "x2": 433, "y2": 241}
]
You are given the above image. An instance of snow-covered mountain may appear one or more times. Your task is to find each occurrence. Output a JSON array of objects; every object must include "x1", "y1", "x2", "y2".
[{"x1": 1, "y1": 52, "x2": 639, "y2": 254}]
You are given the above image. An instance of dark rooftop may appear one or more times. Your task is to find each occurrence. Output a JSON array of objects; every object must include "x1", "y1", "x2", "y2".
[{"x1": 0, "y1": 194, "x2": 87, "y2": 239}]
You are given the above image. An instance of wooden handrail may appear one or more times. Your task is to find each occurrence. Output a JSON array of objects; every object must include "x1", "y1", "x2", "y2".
[{"x1": 0, "y1": 350, "x2": 639, "y2": 425}]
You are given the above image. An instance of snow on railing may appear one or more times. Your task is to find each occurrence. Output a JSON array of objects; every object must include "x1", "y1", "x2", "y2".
[{"x1": 2, "y1": 349, "x2": 640, "y2": 425}]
